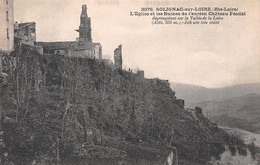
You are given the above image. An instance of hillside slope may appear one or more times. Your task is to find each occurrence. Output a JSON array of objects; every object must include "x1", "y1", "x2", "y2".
[
  {"x1": 189, "y1": 93, "x2": 260, "y2": 133},
  {"x1": 170, "y1": 83, "x2": 260, "y2": 105},
  {"x1": 1, "y1": 45, "x2": 250, "y2": 164}
]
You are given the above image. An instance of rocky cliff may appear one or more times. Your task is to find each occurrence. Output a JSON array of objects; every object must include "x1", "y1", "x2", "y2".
[{"x1": 1, "y1": 45, "x2": 249, "y2": 164}]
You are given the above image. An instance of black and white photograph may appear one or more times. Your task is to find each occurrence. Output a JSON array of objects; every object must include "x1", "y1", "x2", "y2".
[{"x1": 0, "y1": 0, "x2": 260, "y2": 164}]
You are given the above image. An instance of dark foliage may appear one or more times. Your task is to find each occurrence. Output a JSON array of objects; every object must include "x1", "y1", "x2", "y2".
[{"x1": 1, "y1": 46, "x2": 247, "y2": 164}]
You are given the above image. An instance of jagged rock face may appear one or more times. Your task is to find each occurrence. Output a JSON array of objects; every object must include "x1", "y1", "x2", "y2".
[
  {"x1": 1, "y1": 46, "x2": 247, "y2": 164},
  {"x1": 173, "y1": 99, "x2": 184, "y2": 109},
  {"x1": 195, "y1": 107, "x2": 202, "y2": 114}
]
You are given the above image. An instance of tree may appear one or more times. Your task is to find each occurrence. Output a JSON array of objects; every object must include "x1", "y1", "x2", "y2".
[
  {"x1": 248, "y1": 142, "x2": 256, "y2": 160},
  {"x1": 0, "y1": 54, "x2": 8, "y2": 150}
]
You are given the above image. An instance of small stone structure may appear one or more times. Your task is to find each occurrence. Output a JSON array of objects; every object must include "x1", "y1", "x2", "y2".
[
  {"x1": 136, "y1": 70, "x2": 144, "y2": 80},
  {"x1": 14, "y1": 22, "x2": 36, "y2": 46},
  {"x1": 114, "y1": 44, "x2": 122, "y2": 69}
]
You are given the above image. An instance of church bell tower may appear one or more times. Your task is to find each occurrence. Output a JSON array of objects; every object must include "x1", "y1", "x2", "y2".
[{"x1": 77, "y1": 4, "x2": 92, "y2": 43}]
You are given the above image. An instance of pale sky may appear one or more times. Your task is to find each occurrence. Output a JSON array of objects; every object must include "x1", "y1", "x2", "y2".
[{"x1": 14, "y1": 0, "x2": 260, "y2": 88}]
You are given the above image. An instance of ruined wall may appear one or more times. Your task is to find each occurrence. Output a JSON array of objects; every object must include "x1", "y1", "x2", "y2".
[
  {"x1": 93, "y1": 43, "x2": 102, "y2": 59},
  {"x1": 136, "y1": 70, "x2": 144, "y2": 80},
  {"x1": 14, "y1": 22, "x2": 36, "y2": 46},
  {"x1": 72, "y1": 49, "x2": 93, "y2": 58},
  {"x1": 36, "y1": 41, "x2": 102, "y2": 59},
  {"x1": 114, "y1": 44, "x2": 122, "y2": 69}
]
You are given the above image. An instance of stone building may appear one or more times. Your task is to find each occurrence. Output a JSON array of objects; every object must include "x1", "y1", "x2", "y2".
[
  {"x1": 14, "y1": 22, "x2": 36, "y2": 46},
  {"x1": 0, "y1": 0, "x2": 14, "y2": 52},
  {"x1": 114, "y1": 45, "x2": 122, "y2": 69},
  {"x1": 36, "y1": 4, "x2": 102, "y2": 59}
]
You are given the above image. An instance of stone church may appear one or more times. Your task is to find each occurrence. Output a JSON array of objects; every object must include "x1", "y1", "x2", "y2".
[{"x1": 36, "y1": 4, "x2": 102, "y2": 59}]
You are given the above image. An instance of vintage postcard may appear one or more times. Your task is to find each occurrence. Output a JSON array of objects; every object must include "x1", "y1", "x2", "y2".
[{"x1": 0, "y1": 0, "x2": 260, "y2": 164}]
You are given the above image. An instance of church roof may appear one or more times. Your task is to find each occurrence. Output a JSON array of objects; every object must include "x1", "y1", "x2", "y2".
[{"x1": 36, "y1": 41, "x2": 101, "y2": 50}]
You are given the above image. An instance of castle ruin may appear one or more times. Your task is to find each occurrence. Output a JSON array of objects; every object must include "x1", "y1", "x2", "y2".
[
  {"x1": 14, "y1": 22, "x2": 36, "y2": 47},
  {"x1": 114, "y1": 44, "x2": 122, "y2": 69}
]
